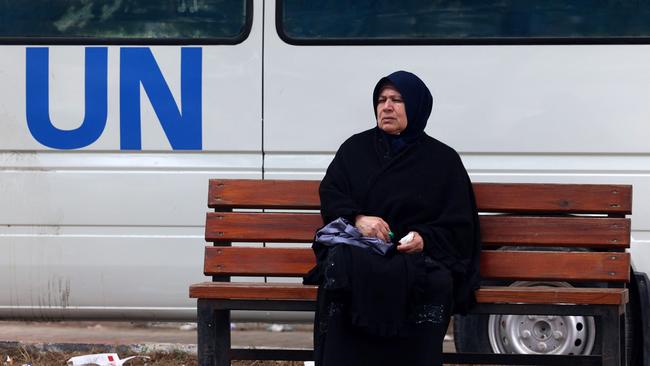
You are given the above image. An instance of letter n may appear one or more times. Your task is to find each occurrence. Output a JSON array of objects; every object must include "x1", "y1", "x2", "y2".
[{"x1": 120, "y1": 47, "x2": 202, "y2": 150}]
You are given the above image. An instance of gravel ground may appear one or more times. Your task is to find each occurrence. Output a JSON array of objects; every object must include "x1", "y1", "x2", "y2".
[
  {"x1": 1, "y1": 346, "x2": 307, "y2": 366},
  {"x1": 1, "y1": 343, "x2": 307, "y2": 366},
  {"x1": 0, "y1": 321, "x2": 454, "y2": 365},
  {"x1": 0, "y1": 321, "x2": 312, "y2": 365}
]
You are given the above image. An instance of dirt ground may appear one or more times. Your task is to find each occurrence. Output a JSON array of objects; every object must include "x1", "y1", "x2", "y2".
[
  {"x1": 0, "y1": 321, "x2": 312, "y2": 365},
  {"x1": 1, "y1": 346, "x2": 306, "y2": 366},
  {"x1": 0, "y1": 320, "x2": 454, "y2": 365}
]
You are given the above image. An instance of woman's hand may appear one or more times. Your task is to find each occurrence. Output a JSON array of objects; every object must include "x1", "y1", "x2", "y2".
[
  {"x1": 396, "y1": 231, "x2": 424, "y2": 253},
  {"x1": 355, "y1": 215, "x2": 391, "y2": 242}
]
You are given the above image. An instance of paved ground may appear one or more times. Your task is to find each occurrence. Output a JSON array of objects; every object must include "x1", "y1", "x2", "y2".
[
  {"x1": 0, "y1": 321, "x2": 311, "y2": 350},
  {"x1": 0, "y1": 320, "x2": 456, "y2": 352}
]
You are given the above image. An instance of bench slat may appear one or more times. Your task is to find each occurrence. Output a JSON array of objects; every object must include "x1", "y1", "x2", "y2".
[
  {"x1": 203, "y1": 247, "x2": 630, "y2": 282},
  {"x1": 481, "y1": 250, "x2": 630, "y2": 282},
  {"x1": 190, "y1": 282, "x2": 318, "y2": 301},
  {"x1": 228, "y1": 348, "x2": 603, "y2": 365},
  {"x1": 476, "y1": 286, "x2": 629, "y2": 305},
  {"x1": 480, "y1": 216, "x2": 630, "y2": 247},
  {"x1": 204, "y1": 247, "x2": 315, "y2": 277},
  {"x1": 208, "y1": 179, "x2": 319, "y2": 209},
  {"x1": 474, "y1": 183, "x2": 632, "y2": 215},
  {"x1": 205, "y1": 212, "x2": 630, "y2": 247},
  {"x1": 208, "y1": 180, "x2": 632, "y2": 214},
  {"x1": 189, "y1": 282, "x2": 627, "y2": 305},
  {"x1": 205, "y1": 212, "x2": 321, "y2": 242}
]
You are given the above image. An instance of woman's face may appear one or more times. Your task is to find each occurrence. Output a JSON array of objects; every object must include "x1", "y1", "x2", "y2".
[{"x1": 376, "y1": 85, "x2": 408, "y2": 135}]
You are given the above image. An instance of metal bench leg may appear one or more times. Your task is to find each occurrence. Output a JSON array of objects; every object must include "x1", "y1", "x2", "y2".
[
  {"x1": 601, "y1": 307, "x2": 622, "y2": 366},
  {"x1": 198, "y1": 299, "x2": 231, "y2": 366},
  {"x1": 619, "y1": 312, "x2": 627, "y2": 366}
]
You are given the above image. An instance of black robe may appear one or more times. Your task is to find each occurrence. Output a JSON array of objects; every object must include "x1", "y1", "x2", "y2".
[{"x1": 307, "y1": 127, "x2": 481, "y2": 366}]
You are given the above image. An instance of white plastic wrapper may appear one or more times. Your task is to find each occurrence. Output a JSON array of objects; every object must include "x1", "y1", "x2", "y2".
[{"x1": 66, "y1": 353, "x2": 149, "y2": 366}]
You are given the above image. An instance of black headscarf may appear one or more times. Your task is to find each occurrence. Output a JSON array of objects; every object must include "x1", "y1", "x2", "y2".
[{"x1": 372, "y1": 70, "x2": 434, "y2": 154}]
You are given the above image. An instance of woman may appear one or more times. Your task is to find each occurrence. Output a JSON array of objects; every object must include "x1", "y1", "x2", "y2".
[{"x1": 305, "y1": 70, "x2": 481, "y2": 366}]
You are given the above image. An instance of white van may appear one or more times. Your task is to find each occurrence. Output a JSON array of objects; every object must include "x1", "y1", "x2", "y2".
[{"x1": 0, "y1": 0, "x2": 648, "y2": 363}]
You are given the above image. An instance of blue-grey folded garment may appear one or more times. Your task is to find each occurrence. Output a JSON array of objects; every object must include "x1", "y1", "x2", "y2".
[{"x1": 315, "y1": 217, "x2": 395, "y2": 256}]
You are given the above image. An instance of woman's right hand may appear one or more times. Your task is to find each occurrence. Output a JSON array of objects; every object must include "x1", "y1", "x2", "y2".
[{"x1": 355, "y1": 215, "x2": 391, "y2": 242}]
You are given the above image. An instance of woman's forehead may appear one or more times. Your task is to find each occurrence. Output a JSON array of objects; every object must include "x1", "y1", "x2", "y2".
[{"x1": 378, "y1": 83, "x2": 401, "y2": 96}]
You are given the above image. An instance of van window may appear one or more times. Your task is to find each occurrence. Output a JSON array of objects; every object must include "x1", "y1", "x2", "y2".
[
  {"x1": 279, "y1": 1, "x2": 650, "y2": 44},
  {"x1": 0, "y1": 0, "x2": 251, "y2": 44}
]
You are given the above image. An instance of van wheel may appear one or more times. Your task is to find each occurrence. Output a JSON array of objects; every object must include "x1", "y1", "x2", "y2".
[
  {"x1": 454, "y1": 282, "x2": 597, "y2": 356},
  {"x1": 454, "y1": 280, "x2": 638, "y2": 365}
]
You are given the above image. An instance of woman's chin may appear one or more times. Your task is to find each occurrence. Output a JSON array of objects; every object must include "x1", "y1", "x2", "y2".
[{"x1": 380, "y1": 126, "x2": 401, "y2": 135}]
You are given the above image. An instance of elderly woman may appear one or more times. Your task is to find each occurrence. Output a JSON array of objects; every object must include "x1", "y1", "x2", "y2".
[{"x1": 305, "y1": 71, "x2": 481, "y2": 366}]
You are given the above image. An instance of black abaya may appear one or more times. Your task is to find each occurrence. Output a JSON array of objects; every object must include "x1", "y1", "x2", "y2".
[{"x1": 306, "y1": 71, "x2": 481, "y2": 366}]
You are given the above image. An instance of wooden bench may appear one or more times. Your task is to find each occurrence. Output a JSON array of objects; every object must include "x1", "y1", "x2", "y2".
[{"x1": 190, "y1": 179, "x2": 632, "y2": 366}]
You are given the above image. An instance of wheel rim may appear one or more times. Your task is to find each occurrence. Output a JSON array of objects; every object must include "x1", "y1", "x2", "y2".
[{"x1": 487, "y1": 281, "x2": 596, "y2": 355}]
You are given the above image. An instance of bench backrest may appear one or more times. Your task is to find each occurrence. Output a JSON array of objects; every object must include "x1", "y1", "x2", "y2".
[{"x1": 204, "y1": 179, "x2": 632, "y2": 284}]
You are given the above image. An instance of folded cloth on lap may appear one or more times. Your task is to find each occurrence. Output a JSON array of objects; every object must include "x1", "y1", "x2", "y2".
[{"x1": 315, "y1": 217, "x2": 395, "y2": 256}]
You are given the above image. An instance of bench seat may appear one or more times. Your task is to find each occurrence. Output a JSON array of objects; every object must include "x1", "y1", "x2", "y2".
[{"x1": 190, "y1": 282, "x2": 627, "y2": 305}]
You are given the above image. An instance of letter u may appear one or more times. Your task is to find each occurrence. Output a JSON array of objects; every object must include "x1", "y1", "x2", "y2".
[{"x1": 26, "y1": 47, "x2": 108, "y2": 149}]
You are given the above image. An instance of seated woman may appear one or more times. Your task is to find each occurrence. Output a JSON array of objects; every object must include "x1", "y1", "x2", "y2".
[{"x1": 306, "y1": 70, "x2": 481, "y2": 366}]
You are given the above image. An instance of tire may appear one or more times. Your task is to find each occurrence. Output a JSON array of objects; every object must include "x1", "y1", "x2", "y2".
[
  {"x1": 454, "y1": 279, "x2": 639, "y2": 366},
  {"x1": 454, "y1": 281, "x2": 597, "y2": 356},
  {"x1": 453, "y1": 312, "x2": 493, "y2": 352}
]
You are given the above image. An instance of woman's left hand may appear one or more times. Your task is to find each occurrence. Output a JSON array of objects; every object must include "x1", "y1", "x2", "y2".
[{"x1": 396, "y1": 231, "x2": 424, "y2": 253}]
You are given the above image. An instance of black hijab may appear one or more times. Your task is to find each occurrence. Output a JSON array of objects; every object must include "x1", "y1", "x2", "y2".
[{"x1": 372, "y1": 71, "x2": 433, "y2": 154}]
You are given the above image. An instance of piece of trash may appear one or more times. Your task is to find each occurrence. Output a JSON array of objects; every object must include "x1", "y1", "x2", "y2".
[
  {"x1": 267, "y1": 323, "x2": 293, "y2": 332},
  {"x1": 67, "y1": 353, "x2": 150, "y2": 366},
  {"x1": 304, "y1": 362, "x2": 315, "y2": 366},
  {"x1": 230, "y1": 322, "x2": 236, "y2": 330},
  {"x1": 444, "y1": 334, "x2": 453, "y2": 341}
]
